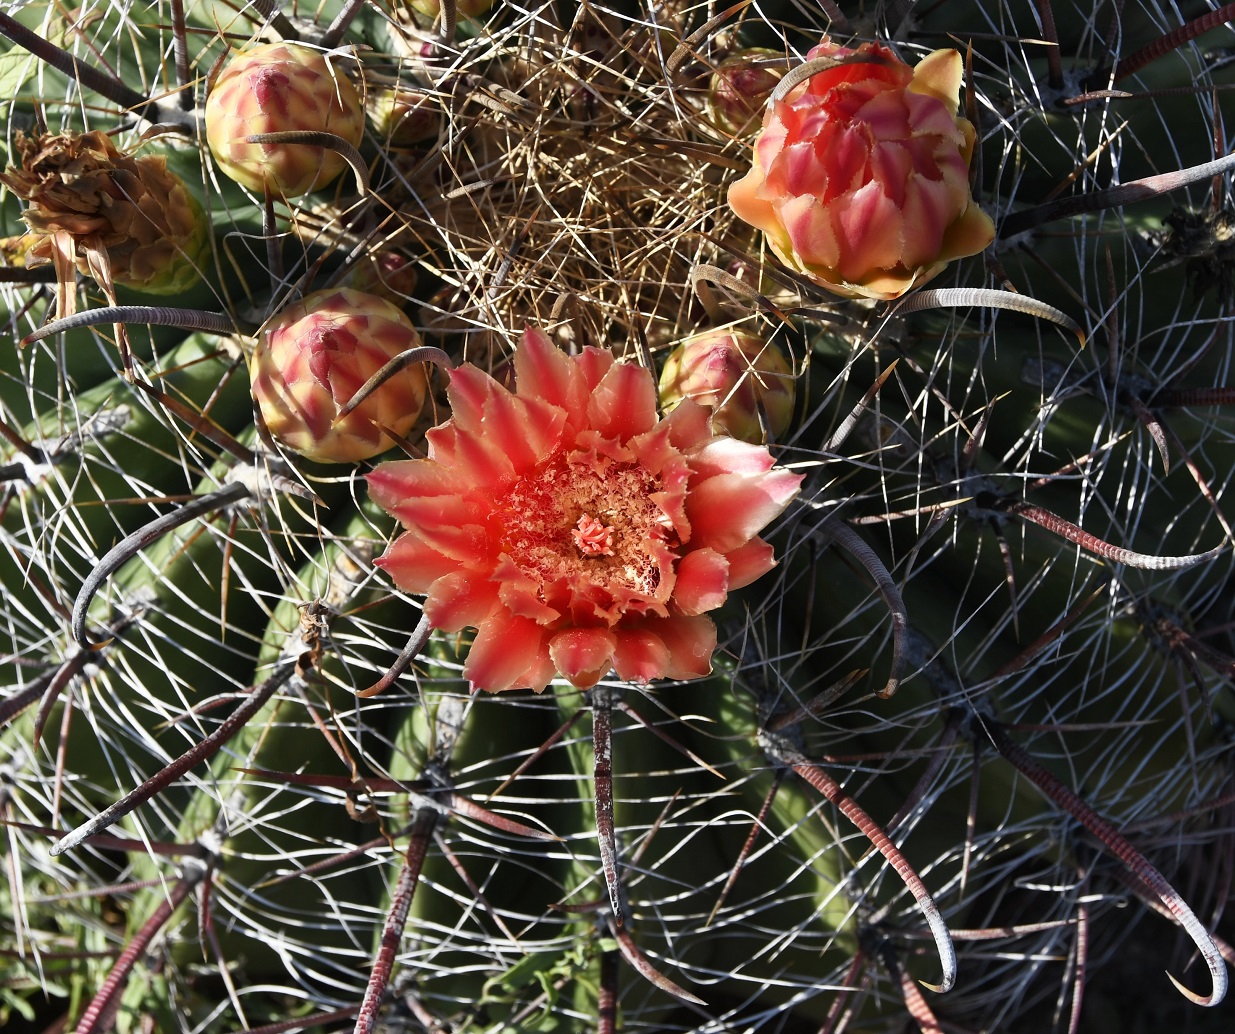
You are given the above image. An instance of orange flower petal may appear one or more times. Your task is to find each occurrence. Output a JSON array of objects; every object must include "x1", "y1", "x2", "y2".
[
  {"x1": 465, "y1": 610, "x2": 549, "y2": 692},
  {"x1": 548, "y1": 627, "x2": 618, "y2": 688},
  {"x1": 724, "y1": 538, "x2": 778, "y2": 591},
  {"x1": 367, "y1": 460, "x2": 460, "y2": 513},
  {"x1": 654, "y1": 616, "x2": 718, "y2": 681},
  {"x1": 906, "y1": 48, "x2": 963, "y2": 115},
  {"x1": 673, "y1": 548, "x2": 730, "y2": 617},
  {"x1": 613, "y1": 628, "x2": 672, "y2": 684},
  {"x1": 686, "y1": 468, "x2": 804, "y2": 553},
  {"x1": 374, "y1": 534, "x2": 460, "y2": 594},
  {"x1": 423, "y1": 572, "x2": 501, "y2": 632}
]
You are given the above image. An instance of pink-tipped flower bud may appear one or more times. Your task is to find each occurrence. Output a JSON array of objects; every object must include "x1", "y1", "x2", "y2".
[
  {"x1": 658, "y1": 329, "x2": 795, "y2": 444},
  {"x1": 341, "y1": 251, "x2": 419, "y2": 303},
  {"x1": 728, "y1": 38, "x2": 995, "y2": 300},
  {"x1": 708, "y1": 49, "x2": 784, "y2": 135},
  {"x1": 366, "y1": 85, "x2": 440, "y2": 145},
  {"x1": 251, "y1": 288, "x2": 428, "y2": 463},
  {"x1": 205, "y1": 43, "x2": 364, "y2": 198}
]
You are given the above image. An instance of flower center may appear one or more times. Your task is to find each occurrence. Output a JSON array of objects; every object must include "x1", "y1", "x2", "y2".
[
  {"x1": 496, "y1": 452, "x2": 678, "y2": 614},
  {"x1": 573, "y1": 514, "x2": 615, "y2": 556}
]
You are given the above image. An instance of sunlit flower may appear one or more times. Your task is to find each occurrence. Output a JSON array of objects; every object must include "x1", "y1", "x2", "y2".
[
  {"x1": 659, "y1": 328, "x2": 796, "y2": 444},
  {"x1": 251, "y1": 288, "x2": 428, "y2": 464},
  {"x1": 368, "y1": 328, "x2": 803, "y2": 692},
  {"x1": 728, "y1": 39, "x2": 995, "y2": 300}
]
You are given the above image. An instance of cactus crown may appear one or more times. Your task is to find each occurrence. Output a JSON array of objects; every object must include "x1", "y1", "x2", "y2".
[{"x1": 2, "y1": 2, "x2": 1235, "y2": 1032}]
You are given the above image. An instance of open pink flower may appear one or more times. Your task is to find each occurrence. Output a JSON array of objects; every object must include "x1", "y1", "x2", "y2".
[
  {"x1": 728, "y1": 39, "x2": 995, "y2": 300},
  {"x1": 368, "y1": 328, "x2": 803, "y2": 692}
]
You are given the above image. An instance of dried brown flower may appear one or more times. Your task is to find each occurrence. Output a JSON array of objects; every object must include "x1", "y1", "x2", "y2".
[{"x1": 0, "y1": 130, "x2": 209, "y2": 315}]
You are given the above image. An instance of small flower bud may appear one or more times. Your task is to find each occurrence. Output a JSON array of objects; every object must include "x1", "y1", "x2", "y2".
[
  {"x1": 340, "y1": 251, "x2": 419, "y2": 303},
  {"x1": 659, "y1": 329, "x2": 795, "y2": 444},
  {"x1": 251, "y1": 288, "x2": 428, "y2": 463},
  {"x1": 205, "y1": 43, "x2": 365, "y2": 198},
  {"x1": 708, "y1": 50, "x2": 784, "y2": 135},
  {"x1": 366, "y1": 85, "x2": 440, "y2": 145}
]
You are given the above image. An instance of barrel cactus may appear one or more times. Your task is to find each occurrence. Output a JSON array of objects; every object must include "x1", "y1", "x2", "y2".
[{"x1": 2, "y1": 1, "x2": 1235, "y2": 1032}]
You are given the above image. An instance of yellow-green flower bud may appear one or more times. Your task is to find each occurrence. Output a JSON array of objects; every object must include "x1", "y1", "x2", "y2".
[
  {"x1": 251, "y1": 288, "x2": 428, "y2": 463},
  {"x1": 205, "y1": 43, "x2": 365, "y2": 198}
]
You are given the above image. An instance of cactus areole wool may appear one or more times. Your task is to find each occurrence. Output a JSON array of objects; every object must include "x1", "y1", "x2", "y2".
[{"x1": 368, "y1": 328, "x2": 803, "y2": 692}]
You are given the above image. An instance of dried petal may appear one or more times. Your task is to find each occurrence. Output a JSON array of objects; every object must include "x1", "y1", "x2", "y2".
[{"x1": 0, "y1": 131, "x2": 209, "y2": 296}]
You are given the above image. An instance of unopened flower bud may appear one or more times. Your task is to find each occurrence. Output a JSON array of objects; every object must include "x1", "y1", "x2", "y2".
[
  {"x1": 659, "y1": 329, "x2": 795, "y2": 443},
  {"x1": 366, "y1": 85, "x2": 440, "y2": 145},
  {"x1": 708, "y1": 49, "x2": 784, "y2": 135},
  {"x1": 728, "y1": 38, "x2": 995, "y2": 300},
  {"x1": 341, "y1": 251, "x2": 419, "y2": 303},
  {"x1": 205, "y1": 43, "x2": 364, "y2": 198},
  {"x1": 251, "y1": 288, "x2": 428, "y2": 463}
]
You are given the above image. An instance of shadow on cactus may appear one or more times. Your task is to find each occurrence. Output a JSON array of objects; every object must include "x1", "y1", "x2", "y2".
[{"x1": 4, "y1": 2, "x2": 1235, "y2": 1033}]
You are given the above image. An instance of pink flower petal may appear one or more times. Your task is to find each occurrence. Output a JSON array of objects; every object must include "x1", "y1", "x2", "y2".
[
  {"x1": 515, "y1": 326, "x2": 587, "y2": 415},
  {"x1": 465, "y1": 610, "x2": 549, "y2": 693},
  {"x1": 366, "y1": 460, "x2": 459, "y2": 513},
  {"x1": 480, "y1": 389, "x2": 567, "y2": 474},
  {"x1": 833, "y1": 179, "x2": 905, "y2": 282},
  {"x1": 587, "y1": 360, "x2": 658, "y2": 442},
  {"x1": 575, "y1": 346, "x2": 615, "y2": 395},
  {"x1": 520, "y1": 650, "x2": 559, "y2": 694},
  {"x1": 498, "y1": 575, "x2": 562, "y2": 625},
  {"x1": 672, "y1": 548, "x2": 730, "y2": 616},
  {"x1": 662, "y1": 397, "x2": 714, "y2": 451},
  {"x1": 724, "y1": 538, "x2": 777, "y2": 590},
  {"x1": 423, "y1": 571, "x2": 501, "y2": 631},
  {"x1": 377, "y1": 490, "x2": 479, "y2": 538},
  {"x1": 374, "y1": 533, "x2": 461, "y2": 594},
  {"x1": 613, "y1": 628, "x2": 672, "y2": 683},
  {"x1": 445, "y1": 364, "x2": 501, "y2": 435},
  {"x1": 548, "y1": 627, "x2": 618, "y2": 688},
  {"x1": 685, "y1": 468, "x2": 803, "y2": 553},
  {"x1": 444, "y1": 423, "x2": 517, "y2": 488},
  {"x1": 653, "y1": 616, "x2": 718, "y2": 680},
  {"x1": 687, "y1": 436, "x2": 776, "y2": 483},
  {"x1": 778, "y1": 194, "x2": 840, "y2": 270}
]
